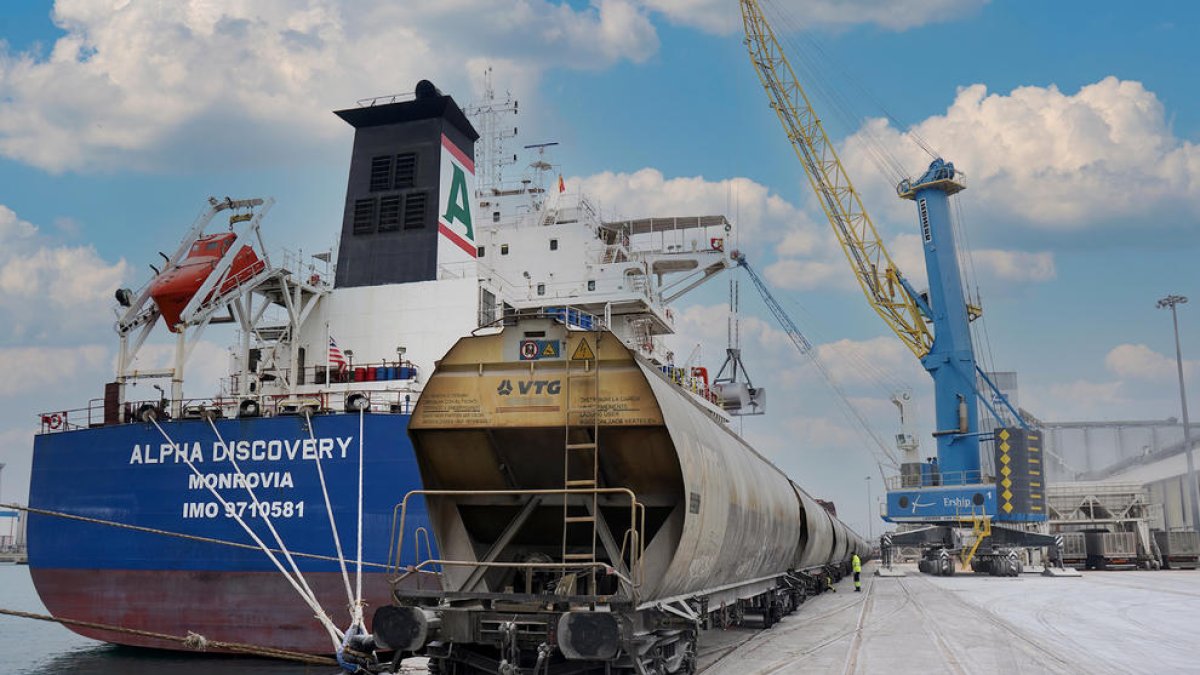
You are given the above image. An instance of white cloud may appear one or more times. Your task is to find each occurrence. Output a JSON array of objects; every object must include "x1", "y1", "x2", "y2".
[
  {"x1": 813, "y1": 336, "x2": 918, "y2": 388},
  {"x1": 762, "y1": 257, "x2": 853, "y2": 292},
  {"x1": 840, "y1": 77, "x2": 1200, "y2": 230},
  {"x1": 641, "y1": 0, "x2": 989, "y2": 34},
  {"x1": 0, "y1": 345, "x2": 109, "y2": 397},
  {"x1": 765, "y1": 220, "x2": 1055, "y2": 293},
  {"x1": 1105, "y1": 343, "x2": 1196, "y2": 381},
  {"x1": 0, "y1": 0, "x2": 659, "y2": 172},
  {"x1": 1032, "y1": 379, "x2": 1129, "y2": 421},
  {"x1": 781, "y1": 414, "x2": 861, "y2": 448},
  {"x1": 0, "y1": 205, "x2": 37, "y2": 240},
  {"x1": 972, "y1": 249, "x2": 1056, "y2": 282},
  {"x1": 0, "y1": 205, "x2": 128, "y2": 342},
  {"x1": 575, "y1": 168, "x2": 806, "y2": 239}
]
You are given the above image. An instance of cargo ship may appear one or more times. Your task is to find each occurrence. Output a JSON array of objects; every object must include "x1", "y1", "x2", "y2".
[{"x1": 25, "y1": 79, "x2": 746, "y2": 655}]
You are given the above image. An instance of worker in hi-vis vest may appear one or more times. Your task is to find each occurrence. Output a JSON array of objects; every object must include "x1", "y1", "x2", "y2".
[{"x1": 852, "y1": 552, "x2": 862, "y2": 592}]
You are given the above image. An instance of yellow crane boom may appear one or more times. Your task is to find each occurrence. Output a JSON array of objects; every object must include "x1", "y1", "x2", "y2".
[{"x1": 739, "y1": 0, "x2": 933, "y2": 359}]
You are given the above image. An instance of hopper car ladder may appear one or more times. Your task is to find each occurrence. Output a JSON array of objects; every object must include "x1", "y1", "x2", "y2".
[{"x1": 562, "y1": 331, "x2": 602, "y2": 592}]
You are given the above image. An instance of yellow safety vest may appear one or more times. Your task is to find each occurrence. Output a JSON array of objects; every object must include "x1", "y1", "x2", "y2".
[{"x1": 852, "y1": 554, "x2": 861, "y2": 572}]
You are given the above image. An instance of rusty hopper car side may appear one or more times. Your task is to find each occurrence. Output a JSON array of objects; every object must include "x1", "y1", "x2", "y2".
[{"x1": 375, "y1": 318, "x2": 868, "y2": 674}]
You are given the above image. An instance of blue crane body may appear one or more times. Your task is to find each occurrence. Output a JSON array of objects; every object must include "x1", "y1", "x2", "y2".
[{"x1": 900, "y1": 160, "x2": 981, "y2": 485}]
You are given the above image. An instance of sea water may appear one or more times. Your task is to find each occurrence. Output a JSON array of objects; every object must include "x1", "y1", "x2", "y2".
[{"x1": 0, "y1": 564, "x2": 323, "y2": 674}]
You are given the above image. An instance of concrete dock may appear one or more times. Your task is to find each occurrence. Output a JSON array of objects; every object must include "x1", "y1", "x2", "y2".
[
  {"x1": 390, "y1": 563, "x2": 1197, "y2": 674},
  {"x1": 698, "y1": 564, "x2": 1200, "y2": 674}
]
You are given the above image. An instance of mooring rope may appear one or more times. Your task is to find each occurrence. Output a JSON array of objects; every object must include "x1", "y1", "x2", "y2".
[
  {"x1": 302, "y1": 410, "x2": 358, "y2": 626},
  {"x1": 0, "y1": 607, "x2": 338, "y2": 666},
  {"x1": 354, "y1": 407, "x2": 366, "y2": 628},
  {"x1": 0, "y1": 503, "x2": 391, "y2": 570},
  {"x1": 149, "y1": 418, "x2": 344, "y2": 649},
  {"x1": 204, "y1": 417, "x2": 329, "y2": 627}
]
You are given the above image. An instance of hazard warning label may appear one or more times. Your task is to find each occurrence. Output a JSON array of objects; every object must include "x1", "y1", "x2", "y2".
[
  {"x1": 571, "y1": 338, "x2": 596, "y2": 361},
  {"x1": 519, "y1": 339, "x2": 560, "y2": 361}
]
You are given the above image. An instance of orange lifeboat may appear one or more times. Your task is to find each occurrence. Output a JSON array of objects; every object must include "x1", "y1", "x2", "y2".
[{"x1": 149, "y1": 233, "x2": 266, "y2": 331}]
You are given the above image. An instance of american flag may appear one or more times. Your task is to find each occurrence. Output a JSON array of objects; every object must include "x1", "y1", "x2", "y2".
[{"x1": 328, "y1": 337, "x2": 348, "y2": 372}]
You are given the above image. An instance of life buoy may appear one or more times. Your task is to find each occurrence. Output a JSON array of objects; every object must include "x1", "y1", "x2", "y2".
[
  {"x1": 710, "y1": 237, "x2": 724, "y2": 251},
  {"x1": 45, "y1": 413, "x2": 63, "y2": 430}
]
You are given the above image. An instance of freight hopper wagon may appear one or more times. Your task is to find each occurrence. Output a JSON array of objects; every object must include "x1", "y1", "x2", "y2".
[{"x1": 379, "y1": 317, "x2": 868, "y2": 674}]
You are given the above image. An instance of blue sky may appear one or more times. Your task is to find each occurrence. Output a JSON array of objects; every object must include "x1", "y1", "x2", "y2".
[{"x1": 0, "y1": 0, "x2": 1198, "y2": 538}]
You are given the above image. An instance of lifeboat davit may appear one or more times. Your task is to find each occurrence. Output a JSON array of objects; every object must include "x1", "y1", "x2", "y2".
[{"x1": 149, "y1": 233, "x2": 266, "y2": 332}]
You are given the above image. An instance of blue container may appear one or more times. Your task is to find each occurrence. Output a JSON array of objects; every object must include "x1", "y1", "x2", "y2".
[{"x1": 375, "y1": 367, "x2": 387, "y2": 381}]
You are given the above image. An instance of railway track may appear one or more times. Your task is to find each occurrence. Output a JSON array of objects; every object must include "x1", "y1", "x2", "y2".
[
  {"x1": 703, "y1": 568, "x2": 917, "y2": 674},
  {"x1": 905, "y1": 575, "x2": 1102, "y2": 675}
]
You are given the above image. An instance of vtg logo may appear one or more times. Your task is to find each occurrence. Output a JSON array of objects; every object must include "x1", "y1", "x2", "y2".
[{"x1": 496, "y1": 379, "x2": 561, "y2": 396}]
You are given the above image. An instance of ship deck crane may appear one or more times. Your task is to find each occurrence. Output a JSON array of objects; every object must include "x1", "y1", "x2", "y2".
[{"x1": 739, "y1": 0, "x2": 1061, "y2": 574}]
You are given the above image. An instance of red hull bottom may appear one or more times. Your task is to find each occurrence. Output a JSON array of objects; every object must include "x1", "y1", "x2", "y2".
[{"x1": 30, "y1": 568, "x2": 438, "y2": 654}]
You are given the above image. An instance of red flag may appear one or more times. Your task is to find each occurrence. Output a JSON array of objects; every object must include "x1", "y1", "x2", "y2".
[{"x1": 558, "y1": 174, "x2": 566, "y2": 193}]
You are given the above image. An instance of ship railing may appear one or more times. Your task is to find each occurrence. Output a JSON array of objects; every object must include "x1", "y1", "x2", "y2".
[
  {"x1": 885, "y1": 470, "x2": 988, "y2": 491},
  {"x1": 36, "y1": 400, "x2": 105, "y2": 433},
  {"x1": 228, "y1": 388, "x2": 420, "y2": 417},
  {"x1": 38, "y1": 381, "x2": 423, "y2": 434},
  {"x1": 225, "y1": 360, "x2": 419, "y2": 392},
  {"x1": 387, "y1": 487, "x2": 647, "y2": 602},
  {"x1": 658, "y1": 365, "x2": 721, "y2": 406},
  {"x1": 36, "y1": 396, "x2": 226, "y2": 432},
  {"x1": 475, "y1": 305, "x2": 606, "y2": 334},
  {"x1": 274, "y1": 247, "x2": 332, "y2": 289}
]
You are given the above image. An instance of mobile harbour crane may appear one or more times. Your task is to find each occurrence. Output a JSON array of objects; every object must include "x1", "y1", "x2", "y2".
[{"x1": 738, "y1": 0, "x2": 1063, "y2": 575}]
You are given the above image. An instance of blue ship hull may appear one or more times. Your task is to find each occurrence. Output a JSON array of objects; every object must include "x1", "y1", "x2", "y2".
[{"x1": 26, "y1": 412, "x2": 436, "y2": 654}]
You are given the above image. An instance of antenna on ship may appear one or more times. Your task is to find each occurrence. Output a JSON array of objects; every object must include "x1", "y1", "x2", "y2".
[
  {"x1": 464, "y1": 67, "x2": 519, "y2": 199},
  {"x1": 522, "y1": 142, "x2": 559, "y2": 211}
]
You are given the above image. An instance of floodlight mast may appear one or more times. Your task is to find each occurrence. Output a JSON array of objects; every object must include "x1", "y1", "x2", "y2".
[{"x1": 1157, "y1": 294, "x2": 1199, "y2": 532}]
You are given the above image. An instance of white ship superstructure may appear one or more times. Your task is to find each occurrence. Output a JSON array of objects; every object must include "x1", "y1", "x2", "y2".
[{"x1": 104, "y1": 80, "x2": 740, "y2": 426}]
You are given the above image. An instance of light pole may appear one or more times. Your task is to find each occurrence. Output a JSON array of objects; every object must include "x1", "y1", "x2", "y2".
[
  {"x1": 1157, "y1": 294, "x2": 1199, "y2": 532},
  {"x1": 865, "y1": 475, "x2": 873, "y2": 542}
]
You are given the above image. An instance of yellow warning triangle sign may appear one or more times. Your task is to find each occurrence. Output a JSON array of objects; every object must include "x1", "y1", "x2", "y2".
[{"x1": 571, "y1": 338, "x2": 596, "y2": 361}]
